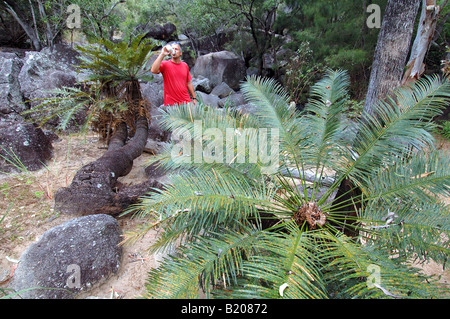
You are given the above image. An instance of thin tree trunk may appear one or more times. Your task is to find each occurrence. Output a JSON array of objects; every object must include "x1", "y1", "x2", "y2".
[
  {"x1": 4, "y1": 1, "x2": 41, "y2": 51},
  {"x1": 36, "y1": 0, "x2": 54, "y2": 48},
  {"x1": 363, "y1": 0, "x2": 421, "y2": 116},
  {"x1": 402, "y1": 0, "x2": 441, "y2": 84}
]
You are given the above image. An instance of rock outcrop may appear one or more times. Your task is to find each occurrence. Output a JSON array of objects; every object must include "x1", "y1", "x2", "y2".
[
  {"x1": 191, "y1": 51, "x2": 247, "y2": 90},
  {"x1": 10, "y1": 214, "x2": 123, "y2": 299}
]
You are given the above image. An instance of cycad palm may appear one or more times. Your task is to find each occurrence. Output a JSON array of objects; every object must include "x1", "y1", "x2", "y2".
[
  {"x1": 124, "y1": 70, "x2": 450, "y2": 299},
  {"x1": 25, "y1": 35, "x2": 156, "y2": 138}
]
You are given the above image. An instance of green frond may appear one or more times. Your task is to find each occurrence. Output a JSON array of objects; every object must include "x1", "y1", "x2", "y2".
[
  {"x1": 241, "y1": 75, "x2": 299, "y2": 148},
  {"x1": 22, "y1": 87, "x2": 91, "y2": 131},
  {"x1": 365, "y1": 149, "x2": 450, "y2": 201},
  {"x1": 307, "y1": 69, "x2": 350, "y2": 109},
  {"x1": 341, "y1": 75, "x2": 450, "y2": 187},
  {"x1": 241, "y1": 75, "x2": 293, "y2": 128},
  {"x1": 312, "y1": 231, "x2": 446, "y2": 298},
  {"x1": 153, "y1": 102, "x2": 281, "y2": 178},
  {"x1": 363, "y1": 199, "x2": 449, "y2": 268},
  {"x1": 225, "y1": 224, "x2": 327, "y2": 299},
  {"x1": 303, "y1": 69, "x2": 350, "y2": 159},
  {"x1": 157, "y1": 102, "x2": 262, "y2": 140},
  {"x1": 125, "y1": 169, "x2": 278, "y2": 247},
  {"x1": 300, "y1": 69, "x2": 353, "y2": 196},
  {"x1": 144, "y1": 226, "x2": 265, "y2": 299},
  {"x1": 76, "y1": 35, "x2": 156, "y2": 84}
]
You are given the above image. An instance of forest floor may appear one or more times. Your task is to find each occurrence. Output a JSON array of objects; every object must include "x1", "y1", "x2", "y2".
[{"x1": 0, "y1": 132, "x2": 449, "y2": 299}]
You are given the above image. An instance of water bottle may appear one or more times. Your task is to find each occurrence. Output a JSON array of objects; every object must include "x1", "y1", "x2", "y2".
[{"x1": 165, "y1": 45, "x2": 175, "y2": 55}]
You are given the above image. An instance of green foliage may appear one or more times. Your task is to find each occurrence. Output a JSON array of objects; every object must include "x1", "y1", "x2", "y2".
[
  {"x1": 77, "y1": 35, "x2": 155, "y2": 83},
  {"x1": 282, "y1": 42, "x2": 326, "y2": 104},
  {"x1": 441, "y1": 121, "x2": 450, "y2": 139},
  {"x1": 124, "y1": 70, "x2": 450, "y2": 299},
  {"x1": 22, "y1": 86, "x2": 127, "y2": 133},
  {"x1": 26, "y1": 35, "x2": 155, "y2": 135},
  {"x1": 71, "y1": 0, "x2": 125, "y2": 41}
]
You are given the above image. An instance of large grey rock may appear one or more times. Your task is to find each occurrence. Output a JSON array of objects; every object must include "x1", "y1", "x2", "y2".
[
  {"x1": 141, "y1": 22, "x2": 177, "y2": 41},
  {"x1": 192, "y1": 76, "x2": 212, "y2": 94},
  {"x1": 191, "y1": 51, "x2": 246, "y2": 90},
  {"x1": 196, "y1": 91, "x2": 220, "y2": 108},
  {"x1": 233, "y1": 103, "x2": 258, "y2": 115},
  {"x1": 18, "y1": 49, "x2": 78, "y2": 107},
  {"x1": 0, "y1": 118, "x2": 53, "y2": 172},
  {"x1": 218, "y1": 92, "x2": 246, "y2": 108},
  {"x1": 0, "y1": 52, "x2": 24, "y2": 115},
  {"x1": 10, "y1": 214, "x2": 122, "y2": 299},
  {"x1": 0, "y1": 50, "x2": 56, "y2": 173},
  {"x1": 211, "y1": 82, "x2": 234, "y2": 98},
  {"x1": 140, "y1": 76, "x2": 164, "y2": 109}
]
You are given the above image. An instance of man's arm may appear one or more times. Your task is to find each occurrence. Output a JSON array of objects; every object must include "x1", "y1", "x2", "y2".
[
  {"x1": 187, "y1": 80, "x2": 197, "y2": 104},
  {"x1": 151, "y1": 48, "x2": 170, "y2": 74}
]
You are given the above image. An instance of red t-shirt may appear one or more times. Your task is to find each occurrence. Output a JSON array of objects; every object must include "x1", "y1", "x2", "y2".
[{"x1": 159, "y1": 60, "x2": 192, "y2": 106}]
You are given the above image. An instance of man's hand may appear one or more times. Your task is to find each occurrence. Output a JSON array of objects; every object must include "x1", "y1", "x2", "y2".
[
  {"x1": 161, "y1": 46, "x2": 171, "y2": 57},
  {"x1": 151, "y1": 46, "x2": 170, "y2": 74}
]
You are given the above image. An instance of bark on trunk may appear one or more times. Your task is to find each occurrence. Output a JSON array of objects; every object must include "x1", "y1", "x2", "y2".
[
  {"x1": 363, "y1": 0, "x2": 421, "y2": 117},
  {"x1": 54, "y1": 116, "x2": 163, "y2": 216},
  {"x1": 402, "y1": 0, "x2": 441, "y2": 84}
]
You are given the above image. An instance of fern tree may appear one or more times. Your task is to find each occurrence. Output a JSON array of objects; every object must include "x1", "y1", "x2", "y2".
[
  {"x1": 124, "y1": 70, "x2": 450, "y2": 299},
  {"x1": 24, "y1": 35, "x2": 156, "y2": 140}
]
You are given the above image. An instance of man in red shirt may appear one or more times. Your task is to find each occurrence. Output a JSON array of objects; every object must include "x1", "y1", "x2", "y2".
[{"x1": 151, "y1": 42, "x2": 197, "y2": 106}]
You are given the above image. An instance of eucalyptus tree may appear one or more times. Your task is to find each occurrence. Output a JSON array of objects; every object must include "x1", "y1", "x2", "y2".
[{"x1": 1, "y1": 0, "x2": 125, "y2": 49}]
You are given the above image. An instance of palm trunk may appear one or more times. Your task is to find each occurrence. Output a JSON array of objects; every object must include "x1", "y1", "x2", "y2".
[{"x1": 54, "y1": 116, "x2": 162, "y2": 216}]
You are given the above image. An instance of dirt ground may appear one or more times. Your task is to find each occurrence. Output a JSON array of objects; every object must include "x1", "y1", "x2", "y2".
[
  {"x1": 0, "y1": 133, "x2": 161, "y2": 299},
  {"x1": 0, "y1": 132, "x2": 449, "y2": 299}
]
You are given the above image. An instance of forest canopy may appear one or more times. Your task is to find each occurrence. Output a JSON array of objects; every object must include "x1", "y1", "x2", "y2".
[{"x1": 2, "y1": 0, "x2": 448, "y2": 99}]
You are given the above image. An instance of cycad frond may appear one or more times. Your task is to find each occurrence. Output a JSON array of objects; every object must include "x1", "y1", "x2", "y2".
[
  {"x1": 157, "y1": 102, "x2": 262, "y2": 140},
  {"x1": 299, "y1": 69, "x2": 353, "y2": 199},
  {"x1": 365, "y1": 149, "x2": 450, "y2": 201},
  {"x1": 302, "y1": 69, "x2": 350, "y2": 163},
  {"x1": 241, "y1": 76, "x2": 301, "y2": 153},
  {"x1": 344, "y1": 75, "x2": 450, "y2": 187},
  {"x1": 231, "y1": 224, "x2": 327, "y2": 299},
  {"x1": 363, "y1": 198, "x2": 449, "y2": 268},
  {"x1": 150, "y1": 102, "x2": 280, "y2": 179},
  {"x1": 241, "y1": 75, "x2": 294, "y2": 129},
  {"x1": 125, "y1": 169, "x2": 278, "y2": 248},
  {"x1": 22, "y1": 87, "x2": 90, "y2": 131},
  {"x1": 144, "y1": 226, "x2": 264, "y2": 299},
  {"x1": 313, "y1": 231, "x2": 446, "y2": 298},
  {"x1": 76, "y1": 35, "x2": 156, "y2": 84}
]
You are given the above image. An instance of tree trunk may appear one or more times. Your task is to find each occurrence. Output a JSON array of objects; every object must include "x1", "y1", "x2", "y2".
[
  {"x1": 402, "y1": 0, "x2": 441, "y2": 84},
  {"x1": 54, "y1": 116, "x2": 163, "y2": 216},
  {"x1": 363, "y1": 0, "x2": 421, "y2": 116},
  {"x1": 4, "y1": 0, "x2": 42, "y2": 51}
]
